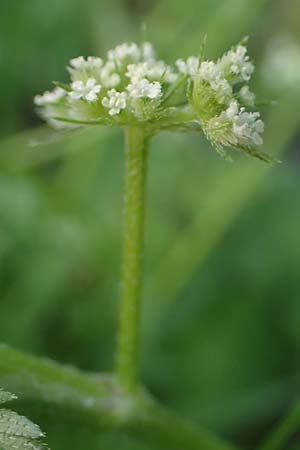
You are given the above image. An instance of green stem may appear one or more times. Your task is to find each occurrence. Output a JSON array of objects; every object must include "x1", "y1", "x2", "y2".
[
  {"x1": 258, "y1": 403, "x2": 300, "y2": 450},
  {"x1": 137, "y1": 402, "x2": 240, "y2": 450},
  {"x1": 0, "y1": 344, "x2": 241, "y2": 450},
  {"x1": 116, "y1": 127, "x2": 149, "y2": 393}
]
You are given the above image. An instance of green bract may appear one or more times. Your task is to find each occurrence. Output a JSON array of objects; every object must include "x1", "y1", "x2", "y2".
[{"x1": 34, "y1": 40, "x2": 272, "y2": 161}]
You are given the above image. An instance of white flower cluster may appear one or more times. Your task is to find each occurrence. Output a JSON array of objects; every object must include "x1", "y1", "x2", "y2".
[
  {"x1": 176, "y1": 45, "x2": 254, "y2": 83},
  {"x1": 178, "y1": 44, "x2": 255, "y2": 105},
  {"x1": 102, "y1": 89, "x2": 127, "y2": 116},
  {"x1": 198, "y1": 61, "x2": 233, "y2": 104},
  {"x1": 69, "y1": 56, "x2": 120, "y2": 88},
  {"x1": 218, "y1": 44, "x2": 254, "y2": 81},
  {"x1": 34, "y1": 40, "x2": 269, "y2": 161},
  {"x1": 35, "y1": 42, "x2": 178, "y2": 119},
  {"x1": 208, "y1": 100, "x2": 264, "y2": 148},
  {"x1": 69, "y1": 79, "x2": 102, "y2": 102},
  {"x1": 176, "y1": 56, "x2": 199, "y2": 76},
  {"x1": 187, "y1": 43, "x2": 266, "y2": 157}
]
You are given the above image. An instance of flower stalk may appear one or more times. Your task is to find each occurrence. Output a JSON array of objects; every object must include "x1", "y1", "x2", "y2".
[
  {"x1": 30, "y1": 38, "x2": 276, "y2": 449},
  {"x1": 117, "y1": 127, "x2": 150, "y2": 393}
]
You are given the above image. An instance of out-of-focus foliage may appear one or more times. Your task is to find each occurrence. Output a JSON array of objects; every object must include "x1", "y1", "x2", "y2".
[{"x1": 0, "y1": 0, "x2": 300, "y2": 449}]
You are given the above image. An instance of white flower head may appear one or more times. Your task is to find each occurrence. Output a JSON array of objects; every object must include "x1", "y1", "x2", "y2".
[
  {"x1": 198, "y1": 61, "x2": 232, "y2": 103},
  {"x1": 218, "y1": 45, "x2": 254, "y2": 81},
  {"x1": 176, "y1": 56, "x2": 199, "y2": 76},
  {"x1": 203, "y1": 99, "x2": 265, "y2": 161},
  {"x1": 127, "y1": 78, "x2": 162, "y2": 99},
  {"x1": 102, "y1": 89, "x2": 127, "y2": 115},
  {"x1": 232, "y1": 109, "x2": 264, "y2": 147},
  {"x1": 34, "y1": 87, "x2": 66, "y2": 106},
  {"x1": 99, "y1": 61, "x2": 121, "y2": 88},
  {"x1": 219, "y1": 100, "x2": 264, "y2": 147},
  {"x1": 69, "y1": 78, "x2": 101, "y2": 102},
  {"x1": 198, "y1": 61, "x2": 219, "y2": 81},
  {"x1": 126, "y1": 63, "x2": 148, "y2": 83}
]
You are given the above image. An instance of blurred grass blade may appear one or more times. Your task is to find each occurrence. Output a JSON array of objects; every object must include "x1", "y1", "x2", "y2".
[{"x1": 257, "y1": 403, "x2": 300, "y2": 450}]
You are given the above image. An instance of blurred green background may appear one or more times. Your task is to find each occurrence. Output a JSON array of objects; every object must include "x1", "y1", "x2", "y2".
[{"x1": 0, "y1": 0, "x2": 300, "y2": 449}]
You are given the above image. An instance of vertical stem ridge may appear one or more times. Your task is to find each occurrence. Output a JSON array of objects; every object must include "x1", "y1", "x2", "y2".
[{"x1": 117, "y1": 127, "x2": 149, "y2": 393}]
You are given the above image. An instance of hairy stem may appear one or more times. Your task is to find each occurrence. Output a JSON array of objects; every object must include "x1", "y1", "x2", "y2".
[
  {"x1": 0, "y1": 344, "x2": 241, "y2": 450},
  {"x1": 116, "y1": 127, "x2": 149, "y2": 394}
]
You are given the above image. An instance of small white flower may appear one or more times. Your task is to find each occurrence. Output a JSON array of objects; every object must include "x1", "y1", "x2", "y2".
[
  {"x1": 176, "y1": 56, "x2": 199, "y2": 76},
  {"x1": 87, "y1": 56, "x2": 103, "y2": 69},
  {"x1": 146, "y1": 61, "x2": 177, "y2": 83},
  {"x1": 198, "y1": 61, "x2": 232, "y2": 103},
  {"x1": 69, "y1": 78, "x2": 101, "y2": 102},
  {"x1": 126, "y1": 63, "x2": 147, "y2": 83},
  {"x1": 70, "y1": 56, "x2": 103, "y2": 70},
  {"x1": 100, "y1": 61, "x2": 121, "y2": 88},
  {"x1": 127, "y1": 78, "x2": 162, "y2": 99},
  {"x1": 233, "y1": 110, "x2": 264, "y2": 147},
  {"x1": 224, "y1": 100, "x2": 239, "y2": 120},
  {"x1": 34, "y1": 87, "x2": 66, "y2": 106},
  {"x1": 69, "y1": 56, "x2": 86, "y2": 69},
  {"x1": 239, "y1": 85, "x2": 255, "y2": 106},
  {"x1": 108, "y1": 43, "x2": 140, "y2": 64},
  {"x1": 220, "y1": 101, "x2": 264, "y2": 147},
  {"x1": 102, "y1": 89, "x2": 127, "y2": 115},
  {"x1": 126, "y1": 61, "x2": 177, "y2": 84},
  {"x1": 199, "y1": 61, "x2": 219, "y2": 81}
]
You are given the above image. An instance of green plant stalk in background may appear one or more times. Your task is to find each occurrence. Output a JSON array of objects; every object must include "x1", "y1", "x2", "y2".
[{"x1": 117, "y1": 127, "x2": 149, "y2": 393}]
